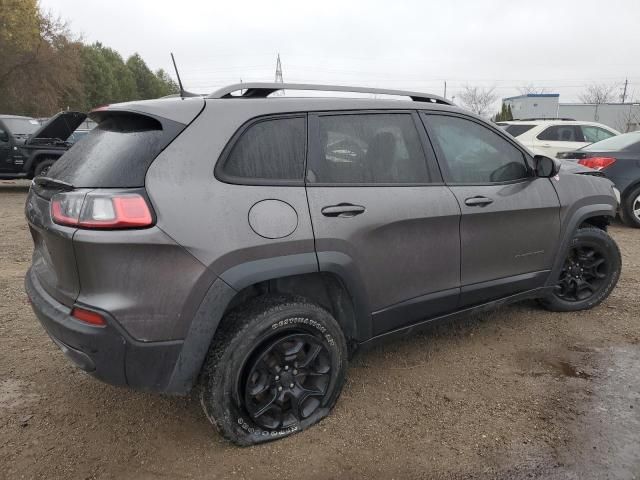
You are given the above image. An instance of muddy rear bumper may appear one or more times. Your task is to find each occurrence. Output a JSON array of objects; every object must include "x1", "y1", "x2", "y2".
[{"x1": 25, "y1": 267, "x2": 184, "y2": 393}]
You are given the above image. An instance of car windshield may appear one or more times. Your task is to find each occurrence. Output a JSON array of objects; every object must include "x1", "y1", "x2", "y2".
[
  {"x1": 582, "y1": 132, "x2": 640, "y2": 152},
  {"x1": 3, "y1": 118, "x2": 40, "y2": 136}
]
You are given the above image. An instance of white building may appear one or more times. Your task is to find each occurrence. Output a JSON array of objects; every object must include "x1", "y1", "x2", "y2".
[{"x1": 503, "y1": 93, "x2": 640, "y2": 132}]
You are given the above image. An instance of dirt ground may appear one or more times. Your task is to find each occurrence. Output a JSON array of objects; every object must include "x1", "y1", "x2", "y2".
[{"x1": 1, "y1": 180, "x2": 639, "y2": 480}]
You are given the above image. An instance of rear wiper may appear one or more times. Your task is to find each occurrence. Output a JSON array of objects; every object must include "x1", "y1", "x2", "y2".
[{"x1": 33, "y1": 176, "x2": 74, "y2": 191}]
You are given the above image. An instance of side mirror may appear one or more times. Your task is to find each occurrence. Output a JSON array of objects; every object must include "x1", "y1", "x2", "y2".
[
  {"x1": 534, "y1": 155, "x2": 561, "y2": 178},
  {"x1": 0, "y1": 131, "x2": 8, "y2": 143}
]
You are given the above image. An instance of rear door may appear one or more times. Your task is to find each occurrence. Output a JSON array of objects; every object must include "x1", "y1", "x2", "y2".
[
  {"x1": 306, "y1": 111, "x2": 461, "y2": 336},
  {"x1": 530, "y1": 124, "x2": 586, "y2": 157},
  {"x1": 421, "y1": 112, "x2": 561, "y2": 306}
]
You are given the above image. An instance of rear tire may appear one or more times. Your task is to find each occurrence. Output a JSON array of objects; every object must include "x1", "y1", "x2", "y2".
[
  {"x1": 620, "y1": 185, "x2": 640, "y2": 228},
  {"x1": 33, "y1": 158, "x2": 56, "y2": 177},
  {"x1": 199, "y1": 295, "x2": 348, "y2": 446},
  {"x1": 539, "y1": 227, "x2": 621, "y2": 312}
]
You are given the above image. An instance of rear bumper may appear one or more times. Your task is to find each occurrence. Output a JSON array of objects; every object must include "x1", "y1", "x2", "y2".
[{"x1": 25, "y1": 267, "x2": 184, "y2": 393}]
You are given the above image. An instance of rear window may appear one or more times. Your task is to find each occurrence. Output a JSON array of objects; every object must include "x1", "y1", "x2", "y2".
[
  {"x1": 504, "y1": 124, "x2": 535, "y2": 137},
  {"x1": 219, "y1": 116, "x2": 306, "y2": 183},
  {"x1": 46, "y1": 113, "x2": 182, "y2": 188}
]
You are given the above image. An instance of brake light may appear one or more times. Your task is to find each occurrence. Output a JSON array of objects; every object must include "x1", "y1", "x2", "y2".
[
  {"x1": 578, "y1": 157, "x2": 616, "y2": 171},
  {"x1": 51, "y1": 192, "x2": 154, "y2": 229},
  {"x1": 71, "y1": 307, "x2": 106, "y2": 326}
]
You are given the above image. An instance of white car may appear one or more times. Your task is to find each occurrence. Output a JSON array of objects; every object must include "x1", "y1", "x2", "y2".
[{"x1": 497, "y1": 119, "x2": 620, "y2": 158}]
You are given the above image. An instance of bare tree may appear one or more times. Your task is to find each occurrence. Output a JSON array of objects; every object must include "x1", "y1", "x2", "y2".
[
  {"x1": 518, "y1": 84, "x2": 547, "y2": 95},
  {"x1": 579, "y1": 83, "x2": 618, "y2": 104},
  {"x1": 614, "y1": 105, "x2": 640, "y2": 133},
  {"x1": 457, "y1": 85, "x2": 498, "y2": 117}
]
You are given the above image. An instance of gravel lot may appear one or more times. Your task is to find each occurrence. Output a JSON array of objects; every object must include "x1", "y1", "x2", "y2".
[{"x1": 1, "y1": 180, "x2": 639, "y2": 479}]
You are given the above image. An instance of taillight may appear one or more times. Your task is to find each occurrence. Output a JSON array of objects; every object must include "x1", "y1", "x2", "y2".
[
  {"x1": 51, "y1": 192, "x2": 154, "y2": 229},
  {"x1": 578, "y1": 157, "x2": 616, "y2": 171}
]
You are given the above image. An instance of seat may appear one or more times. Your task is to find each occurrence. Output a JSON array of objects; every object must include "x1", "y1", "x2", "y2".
[{"x1": 365, "y1": 132, "x2": 397, "y2": 182}]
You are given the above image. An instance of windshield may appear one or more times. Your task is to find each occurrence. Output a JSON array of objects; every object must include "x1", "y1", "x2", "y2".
[
  {"x1": 582, "y1": 132, "x2": 640, "y2": 152},
  {"x1": 3, "y1": 118, "x2": 40, "y2": 136}
]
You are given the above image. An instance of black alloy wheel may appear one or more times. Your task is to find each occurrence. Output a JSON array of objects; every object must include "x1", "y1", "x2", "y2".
[
  {"x1": 555, "y1": 244, "x2": 608, "y2": 302},
  {"x1": 242, "y1": 333, "x2": 332, "y2": 430}
]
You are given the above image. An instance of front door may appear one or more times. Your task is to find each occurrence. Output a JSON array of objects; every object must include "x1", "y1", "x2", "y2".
[
  {"x1": 422, "y1": 112, "x2": 561, "y2": 307},
  {"x1": 306, "y1": 111, "x2": 461, "y2": 336}
]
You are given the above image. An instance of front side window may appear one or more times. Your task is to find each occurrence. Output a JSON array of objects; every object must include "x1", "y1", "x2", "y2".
[
  {"x1": 308, "y1": 113, "x2": 430, "y2": 184},
  {"x1": 222, "y1": 116, "x2": 306, "y2": 182},
  {"x1": 537, "y1": 125, "x2": 583, "y2": 142},
  {"x1": 425, "y1": 114, "x2": 529, "y2": 184},
  {"x1": 582, "y1": 126, "x2": 616, "y2": 143}
]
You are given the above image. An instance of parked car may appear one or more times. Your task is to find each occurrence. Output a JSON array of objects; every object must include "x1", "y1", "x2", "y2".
[
  {"x1": 0, "y1": 111, "x2": 87, "y2": 179},
  {"x1": 558, "y1": 131, "x2": 640, "y2": 227},
  {"x1": 25, "y1": 83, "x2": 621, "y2": 446},
  {"x1": 497, "y1": 119, "x2": 619, "y2": 158}
]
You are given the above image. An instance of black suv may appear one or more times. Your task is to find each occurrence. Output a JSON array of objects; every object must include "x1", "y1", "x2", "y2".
[
  {"x1": 0, "y1": 111, "x2": 86, "y2": 179},
  {"x1": 24, "y1": 83, "x2": 621, "y2": 446}
]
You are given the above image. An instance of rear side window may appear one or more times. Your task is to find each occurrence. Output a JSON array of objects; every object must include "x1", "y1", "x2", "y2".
[
  {"x1": 47, "y1": 113, "x2": 182, "y2": 188},
  {"x1": 425, "y1": 114, "x2": 529, "y2": 184},
  {"x1": 221, "y1": 116, "x2": 306, "y2": 182},
  {"x1": 537, "y1": 125, "x2": 584, "y2": 142},
  {"x1": 504, "y1": 124, "x2": 535, "y2": 137},
  {"x1": 308, "y1": 113, "x2": 430, "y2": 184}
]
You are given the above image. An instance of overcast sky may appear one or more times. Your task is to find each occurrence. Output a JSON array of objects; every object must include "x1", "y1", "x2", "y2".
[{"x1": 41, "y1": 0, "x2": 640, "y2": 106}]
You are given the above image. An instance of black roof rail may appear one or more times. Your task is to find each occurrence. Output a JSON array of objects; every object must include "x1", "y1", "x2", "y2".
[
  {"x1": 207, "y1": 82, "x2": 452, "y2": 105},
  {"x1": 517, "y1": 117, "x2": 576, "y2": 121}
]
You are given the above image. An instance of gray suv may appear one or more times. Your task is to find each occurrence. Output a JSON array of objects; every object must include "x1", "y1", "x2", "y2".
[{"x1": 25, "y1": 83, "x2": 621, "y2": 446}]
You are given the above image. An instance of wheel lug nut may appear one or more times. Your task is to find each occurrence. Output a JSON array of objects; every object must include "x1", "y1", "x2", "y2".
[
  {"x1": 278, "y1": 386, "x2": 283, "y2": 391},
  {"x1": 275, "y1": 375, "x2": 280, "y2": 381},
  {"x1": 289, "y1": 383, "x2": 294, "y2": 388},
  {"x1": 293, "y1": 369, "x2": 298, "y2": 375},
  {"x1": 284, "y1": 365, "x2": 289, "y2": 371}
]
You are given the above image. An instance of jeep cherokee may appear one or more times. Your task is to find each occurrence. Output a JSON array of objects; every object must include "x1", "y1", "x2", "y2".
[{"x1": 24, "y1": 83, "x2": 621, "y2": 446}]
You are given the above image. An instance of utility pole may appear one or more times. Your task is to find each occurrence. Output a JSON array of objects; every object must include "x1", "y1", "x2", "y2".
[
  {"x1": 621, "y1": 78, "x2": 629, "y2": 103},
  {"x1": 444, "y1": 81, "x2": 447, "y2": 99},
  {"x1": 273, "y1": 53, "x2": 284, "y2": 96}
]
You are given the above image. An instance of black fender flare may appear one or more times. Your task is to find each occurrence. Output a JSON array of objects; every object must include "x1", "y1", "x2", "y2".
[
  {"x1": 165, "y1": 252, "x2": 371, "y2": 394},
  {"x1": 545, "y1": 203, "x2": 616, "y2": 287}
]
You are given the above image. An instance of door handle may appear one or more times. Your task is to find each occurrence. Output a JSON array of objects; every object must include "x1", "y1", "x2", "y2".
[
  {"x1": 464, "y1": 196, "x2": 493, "y2": 207},
  {"x1": 321, "y1": 203, "x2": 366, "y2": 217}
]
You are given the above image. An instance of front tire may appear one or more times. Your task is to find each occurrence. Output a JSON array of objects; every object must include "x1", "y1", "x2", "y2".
[
  {"x1": 200, "y1": 295, "x2": 348, "y2": 446},
  {"x1": 620, "y1": 185, "x2": 640, "y2": 228},
  {"x1": 540, "y1": 227, "x2": 621, "y2": 312},
  {"x1": 33, "y1": 158, "x2": 56, "y2": 177}
]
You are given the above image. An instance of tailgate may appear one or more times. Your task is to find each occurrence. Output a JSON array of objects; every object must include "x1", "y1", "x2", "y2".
[{"x1": 25, "y1": 186, "x2": 81, "y2": 307}]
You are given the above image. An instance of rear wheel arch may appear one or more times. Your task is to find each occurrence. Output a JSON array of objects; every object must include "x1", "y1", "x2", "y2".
[
  {"x1": 166, "y1": 258, "x2": 369, "y2": 395},
  {"x1": 223, "y1": 271, "x2": 361, "y2": 346}
]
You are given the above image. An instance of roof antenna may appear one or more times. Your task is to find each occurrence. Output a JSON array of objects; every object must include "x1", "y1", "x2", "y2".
[{"x1": 170, "y1": 53, "x2": 197, "y2": 98}]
